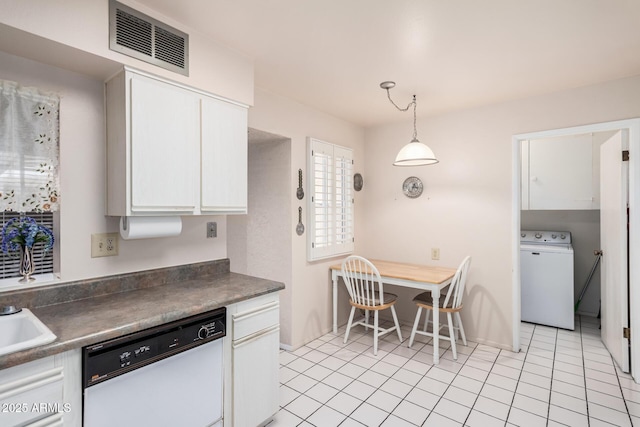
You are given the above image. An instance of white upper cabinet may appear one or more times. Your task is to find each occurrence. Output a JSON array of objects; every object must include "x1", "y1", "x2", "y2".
[
  {"x1": 521, "y1": 133, "x2": 599, "y2": 210},
  {"x1": 106, "y1": 67, "x2": 248, "y2": 216},
  {"x1": 201, "y1": 96, "x2": 248, "y2": 214},
  {"x1": 130, "y1": 74, "x2": 200, "y2": 213}
]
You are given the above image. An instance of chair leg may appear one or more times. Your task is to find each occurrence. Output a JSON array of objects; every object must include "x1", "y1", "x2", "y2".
[
  {"x1": 447, "y1": 312, "x2": 457, "y2": 360},
  {"x1": 455, "y1": 312, "x2": 467, "y2": 346},
  {"x1": 365, "y1": 309, "x2": 370, "y2": 328},
  {"x1": 344, "y1": 307, "x2": 356, "y2": 344},
  {"x1": 373, "y1": 310, "x2": 379, "y2": 356},
  {"x1": 409, "y1": 306, "x2": 422, "y2": 348},
  {"x1": 422, "y1": 308, "x2": 430, "y2": 332},
  {"x1": 390, "y1": 305, "x2": 403, "y2": 342}
]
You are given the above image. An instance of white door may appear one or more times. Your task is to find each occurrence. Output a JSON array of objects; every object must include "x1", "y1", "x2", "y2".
[
  {"x1": 130, "y1": 74, "x2": 199, "y2": 213},
  {"x1": 233, "y1": 326, "x2": 280, "y2": 427},
  {"x1": 600, "y1": 130, "x2": 630, "y2": 372},
  {"x1": 200, "y1": 96, "x2": 248, "y2": 214}
]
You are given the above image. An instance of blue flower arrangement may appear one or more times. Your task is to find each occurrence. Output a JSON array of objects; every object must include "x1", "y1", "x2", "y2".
[{"x1": 1, "y1": 216, "x2": 54, "y2": 253}]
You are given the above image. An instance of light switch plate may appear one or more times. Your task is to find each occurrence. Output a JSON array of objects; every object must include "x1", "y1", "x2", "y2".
[
  {"x1": 91, "y1": 233, "x2": 119, "y2": 257},
  {"x1": 431, "y1": 248, "x2": 440, "y2": 260}
]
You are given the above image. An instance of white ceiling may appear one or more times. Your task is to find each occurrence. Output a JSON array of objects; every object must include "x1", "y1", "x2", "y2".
[{"x1": 137, "y1": 0, "x2": 640, "y2": 127}]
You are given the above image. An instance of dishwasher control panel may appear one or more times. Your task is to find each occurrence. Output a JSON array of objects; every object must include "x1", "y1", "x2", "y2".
[{"x1": 83, "y1": 307, "x2": 226, "y2": 387}]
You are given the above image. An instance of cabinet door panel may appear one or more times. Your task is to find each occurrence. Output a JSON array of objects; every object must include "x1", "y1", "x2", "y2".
[
  {"x1": 529, "y1": 134, "x2": 594, "y2": 209},
  {"x1": 130, "y1": 75, "x2": 199, "y2": 212},
  {"x1": 201, "y1": 97, "x2": 248, "y2": 213},
  {"x1": 233, "y1": 326, "x2": 279, "y2": 427}
]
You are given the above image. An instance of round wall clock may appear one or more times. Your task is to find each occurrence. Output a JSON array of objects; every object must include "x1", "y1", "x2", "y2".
[
  {"x1": 354, "y1": 173, "x2": 363, "y2": 191},
  {"x1": 402, "y1": 176, "x2": 423, "y2": 198}
]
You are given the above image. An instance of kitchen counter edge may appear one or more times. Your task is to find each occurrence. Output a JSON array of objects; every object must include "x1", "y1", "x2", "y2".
[{"x1": 0, "y1": 272, "x2": 284, "y2": 370}]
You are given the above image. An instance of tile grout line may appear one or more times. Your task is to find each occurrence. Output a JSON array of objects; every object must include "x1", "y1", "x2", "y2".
[
  {"x1": 504, "y1": 323, "x2": 535, "y2": 425},
  {"x1": 545, "y1": 323, "x2": 558, "y2": 426},
  {"x1": 609, "y1": 329, "x2": 634, "y2": 427},
  {"x1": 576, "y1": 315, "x2": 593, "y2": 426}
]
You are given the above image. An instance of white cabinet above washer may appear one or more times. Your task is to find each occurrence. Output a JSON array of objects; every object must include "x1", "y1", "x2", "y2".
[
  {"x1": 521, "y1": 133, "x2": 599, "y2": 210},
  {"x1": 106, "y1": 67, "x2": 248, "y2": 217}
]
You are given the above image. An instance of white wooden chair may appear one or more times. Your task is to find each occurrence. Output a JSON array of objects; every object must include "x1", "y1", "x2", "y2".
[
  {"x1": 408, "y1": 256, "x2": 471, "y2": 359},
  {"x1": 341, "y1": 256, "x2": 403, "y2": 355}
]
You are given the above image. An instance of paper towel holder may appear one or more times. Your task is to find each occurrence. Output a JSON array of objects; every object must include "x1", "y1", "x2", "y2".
[{"x1": 119, "y1": 215, "x2": 183, "y2": 240}]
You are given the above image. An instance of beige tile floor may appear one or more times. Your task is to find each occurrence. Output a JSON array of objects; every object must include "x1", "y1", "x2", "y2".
[{"x1": 270, "y1": 316, "x2": 638, "y2": 426}]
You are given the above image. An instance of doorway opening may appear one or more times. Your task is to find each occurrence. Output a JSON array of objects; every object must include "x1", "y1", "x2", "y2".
[{"x1": 512, "y1": 119, "x2": 640, "y2": 379}]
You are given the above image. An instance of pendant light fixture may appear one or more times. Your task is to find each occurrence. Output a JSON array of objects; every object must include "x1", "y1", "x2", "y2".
[{"x1": 380, "y1": 81, "x2": 439, "y2": 166}]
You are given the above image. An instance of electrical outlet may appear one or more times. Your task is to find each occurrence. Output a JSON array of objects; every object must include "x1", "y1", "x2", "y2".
[
  {"x1": 207, "y1": 222, "x2": 217, "y2": 238},
  {"x1": 431, "y1": 248, "x2": 440, "y2": 260},
  {"x1": 91, "y1": 233, "x2": 119, "y2": 258}
]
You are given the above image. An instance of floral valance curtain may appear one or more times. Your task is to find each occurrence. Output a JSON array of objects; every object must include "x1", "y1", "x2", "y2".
[{"x1": 0, "y1": 80, "x2": 60, "y2": 212}]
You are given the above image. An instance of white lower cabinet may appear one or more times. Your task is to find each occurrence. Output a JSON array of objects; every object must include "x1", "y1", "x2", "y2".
[
  {"x1": 0, "y1": 349, "x2": 81, "y2": 427},
  {"x1": 226, "y1": 293, "x2": 280, "y2": 427}
]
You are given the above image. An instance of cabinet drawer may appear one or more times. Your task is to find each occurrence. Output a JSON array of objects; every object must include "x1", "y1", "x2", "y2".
[
  {"x1": 0, "y1": 367, "x2": 64, "y2": 426},
  {"x1": 233, "y1": 298, "x2": 279, "y2": 341}
]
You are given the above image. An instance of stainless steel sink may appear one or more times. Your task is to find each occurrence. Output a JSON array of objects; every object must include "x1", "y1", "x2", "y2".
[{"x1": 0, "y1": 308, "x2": 56, "y2": 356}]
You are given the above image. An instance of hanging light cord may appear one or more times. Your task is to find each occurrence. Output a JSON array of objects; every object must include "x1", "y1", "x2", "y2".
[{"x1": 385, "y1": 89, "x2": 418, "y2": 141}]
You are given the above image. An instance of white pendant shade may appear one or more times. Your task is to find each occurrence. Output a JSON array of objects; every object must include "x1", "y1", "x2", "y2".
[{"x1": 393, "y1": 139, "x2": 439, "y2": 166}]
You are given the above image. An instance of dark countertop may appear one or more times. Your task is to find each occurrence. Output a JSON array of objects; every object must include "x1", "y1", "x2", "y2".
[{"x1": 0, "y1": 266, "x2": 284, "y2": 370}]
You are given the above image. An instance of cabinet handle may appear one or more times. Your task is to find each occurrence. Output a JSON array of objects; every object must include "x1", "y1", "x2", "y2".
[
  {"x1": 233, "y1": 325, "x2": 280, "y2": 349},
  {"x1": 0, "y1": 367, "x2": 63, "y2": 400},
  {"x1": 232, "y1": 301, "x2": 279, "y2": 322}
]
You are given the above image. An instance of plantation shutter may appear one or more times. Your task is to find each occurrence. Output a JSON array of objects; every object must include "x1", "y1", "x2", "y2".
[{"x1": 307, "y1": 138, "x2": 354, "y2": 261}]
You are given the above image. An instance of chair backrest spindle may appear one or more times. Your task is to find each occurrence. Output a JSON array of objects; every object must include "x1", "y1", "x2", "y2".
[
  {"x1": 341, "y1": 256, "x2": 385, "y2": 307},
  {"x1": 442, "y1": 256, "x2": 471, "y2": 309}
]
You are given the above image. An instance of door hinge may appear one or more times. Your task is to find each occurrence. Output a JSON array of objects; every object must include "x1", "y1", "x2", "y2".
[
  {"x1": 624, "y1": 327, "x2": 631, "y2": 340},
  {"x1": 623, "y1": 150, "x2": 630, "y2": 161}
]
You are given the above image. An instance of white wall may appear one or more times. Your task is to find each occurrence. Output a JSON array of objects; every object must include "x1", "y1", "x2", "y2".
[
  {"x1": 0, "y1": 0, "x2": 254, "y2": 283},
  {"x1": 228, "y1": 137, "x2": 293, "y2": 344},
  {"x1": 0, "y1": 50, "x2": 228, "y2": 282},
  {"x1": 248, "y1": 88, "x2": 365, "y2": 348},
  {"x1": 0, "y1": 0, "x2": 253, "y2": 105},
  {"x1": 362, "y1": 74, "x2": 640, "y2": 350}
]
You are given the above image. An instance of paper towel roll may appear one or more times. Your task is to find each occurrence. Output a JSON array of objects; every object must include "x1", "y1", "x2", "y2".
[{"x1": 119, "y1": 216, "x2": 182, "y2": 240}]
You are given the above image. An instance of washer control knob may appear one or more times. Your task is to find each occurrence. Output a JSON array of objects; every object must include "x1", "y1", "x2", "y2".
[
  {"x1": 551, "y1": 234, "x2": 557, "y2": 239},
  {"x1": 535, "y1": 233, "x2": 542, "y2": 239},
  {"x1": 521, "y1": 233, "x2": 526, "y2": 238},
  {"x1": 560, "y1": 234, "x2": 566, "y2": 239}
]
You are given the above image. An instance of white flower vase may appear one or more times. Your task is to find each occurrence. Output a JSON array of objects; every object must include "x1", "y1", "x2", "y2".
[{"x1": 19, "y1": 246, "x2": 35, "y2": 283}]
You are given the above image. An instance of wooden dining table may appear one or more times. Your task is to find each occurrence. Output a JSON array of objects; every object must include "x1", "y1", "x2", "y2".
[{"x1": 330, "y1": 259, "x2": 457, "y2": 364}]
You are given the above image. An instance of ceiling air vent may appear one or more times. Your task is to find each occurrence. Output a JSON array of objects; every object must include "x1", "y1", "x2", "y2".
[{"x1": 109, "y1": 0, "x2": 189, "y2": 76}]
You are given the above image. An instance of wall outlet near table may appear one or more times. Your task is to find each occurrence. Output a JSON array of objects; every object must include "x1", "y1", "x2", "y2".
[
  {"x1": 91, "y1": 233, "x2": 119, "y2": 257},
  {"x1": 431, "y1": 248, "x2": 440, "y2": 260}
]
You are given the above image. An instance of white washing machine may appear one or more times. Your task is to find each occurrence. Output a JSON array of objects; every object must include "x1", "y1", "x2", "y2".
[{"x1": 521, "y1": 230, "x2": 575, "y2": 330}]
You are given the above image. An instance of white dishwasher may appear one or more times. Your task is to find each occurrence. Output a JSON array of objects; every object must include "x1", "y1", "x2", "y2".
[
  {"x1": 521, "y1": 230, "x2": 575, "y2": 330},
  {"x1": 83, "y1": 308, "x2": 226, "y2": 427}
]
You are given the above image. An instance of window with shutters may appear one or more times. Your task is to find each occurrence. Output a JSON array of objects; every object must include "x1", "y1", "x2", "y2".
[{"x1": 307, "y1": 138, "x2": 354, "y2": 261}]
